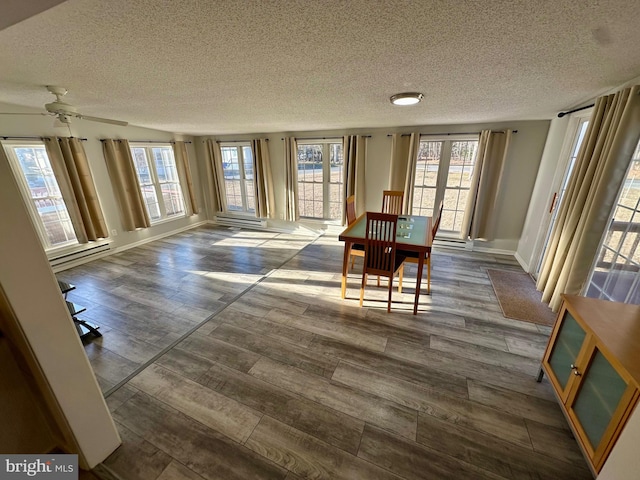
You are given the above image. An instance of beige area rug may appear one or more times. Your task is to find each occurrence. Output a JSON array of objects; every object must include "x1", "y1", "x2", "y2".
[{"x1": 486, "y1": 269, "x2": 557, "y2": 326}]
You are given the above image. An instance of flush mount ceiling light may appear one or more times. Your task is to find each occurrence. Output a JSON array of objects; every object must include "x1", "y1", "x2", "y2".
[{"x1": 390, "y1": 92, "x2": 424, "y2": 106}]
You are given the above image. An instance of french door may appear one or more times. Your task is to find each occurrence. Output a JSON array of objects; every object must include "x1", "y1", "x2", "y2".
[
  {"x1": 533, "y1": 116, "x2": 590, "y2": 279},
  {"x1": 411, "y1": 137, "x2": 479, "y2": 234}
]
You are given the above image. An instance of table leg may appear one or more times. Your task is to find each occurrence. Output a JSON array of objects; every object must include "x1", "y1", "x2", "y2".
[
  {"x1": 341, "y1": 241, "x2": 351, "y2": 299},
  {"x1": 414, "y1": 255, "x2": 424, "y2": 315}
]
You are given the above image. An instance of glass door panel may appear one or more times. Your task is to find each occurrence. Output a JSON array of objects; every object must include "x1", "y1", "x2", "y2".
[
  {"x1": 571, "y1": 349, "x2": 627, "y2": 450},
  {"x1": 548, "y1": 311, "x2": 586, "y2": 390},
  {"x1": 535, "y1": 119, "x2": 589, "y2": 278},
  {"x1": 412, "y1": 141, "x2": 442, "y2": 217}
]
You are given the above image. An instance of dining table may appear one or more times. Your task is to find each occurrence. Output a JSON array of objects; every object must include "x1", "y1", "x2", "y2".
[{"x1": 338, "y1": 213, "x2": 433, "y2": 315}]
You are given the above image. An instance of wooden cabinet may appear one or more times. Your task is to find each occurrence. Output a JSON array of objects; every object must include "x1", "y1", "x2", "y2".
[{"x1": 541, "y1": 294, "x2": 640, "y2": 475}]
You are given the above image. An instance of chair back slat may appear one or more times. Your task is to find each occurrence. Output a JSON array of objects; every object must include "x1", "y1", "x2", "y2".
[
  {"x1": 346, "y1": 195, "x2": 357, "y2": 225},
  {"x1": 432, "y1": 200, "x2": 444, "y2": 238},
  {"x1": 360, "y1": 211, "x2": 405, "y2": 312},
  {"x1": 382, "y1": 190, "x2": 404, "y2": 215},
  {"x1": 364, "y1": 212, "x2": 398, "y2": 276}
]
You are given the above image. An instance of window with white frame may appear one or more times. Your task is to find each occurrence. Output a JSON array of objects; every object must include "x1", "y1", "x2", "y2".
[
  {"x1": 4, "y1": 142, "x2": 78, "y2": 249},
  {"x1": 297, "y1": 140, "x2": 344, "y2": 220},
  {"x1": 586, "y1": 139, "x2": 640, "y2": 304},
  {"x1": 219, "y1": 144, "x2": 255, "y2": 213},
  {"x1": 411, "y1": 137, "x2": 479, "y2": 233},
  {"x1": 130, "y1": 144, "x2": 186, "y2": 222}
]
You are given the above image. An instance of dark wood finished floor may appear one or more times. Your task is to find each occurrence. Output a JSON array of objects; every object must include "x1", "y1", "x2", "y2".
[
  {"x1": 66, "y1": 226, "x2": 592, "y2": 479},
  {"x1": 60, "y1": 226, "x2": 313, "y2": 394}
]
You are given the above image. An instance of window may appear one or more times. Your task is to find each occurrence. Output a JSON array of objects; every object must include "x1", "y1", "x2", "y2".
[
  {"x1": 412, "y1": 141, "x2": 442, "y2": 217},
  {"x1": 586, "y1": 139, "x2": 640, "y2": 304},
  {"x1": 220, "y1": 144, "x2": 255, "y2": 213},
  {"x1": 411, "y1": 137, "x2": 479, "y2": 233},
  {"x1": 130, "y1": 145, "x2": 186, "y2": 222},
  {"x1": 4, "y1": 142, "x2": 78, "y2": 249},
  {"x1": 297, "y1": 140, "x2": 344, "y2": 220}
]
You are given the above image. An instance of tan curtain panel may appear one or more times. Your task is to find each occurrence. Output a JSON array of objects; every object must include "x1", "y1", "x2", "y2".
[
  {"x1": 44, "y1": 137, "x2": 108, "y2": 243},
  {"x1": 388, "y1": 134, "x2": 410, "y2": 191},
  {"x1": 387, "y1": 132, "x2": 419, "y2": 215},
  {"x1": 102, "y1": 139, "x2": 151, "y2": 231},
  {"x1": 205, "y1": 139, "x2": 227, "y2": 213},
  {"x1": 283, "y1": 137, "x2": 299, "y2": 222},
  {"x1": 342, "y1": 135, "x2": 367, "y2": 224},
  {"x1": 251, "y1": 138, "x2": 275, "y2": 219},
  {"x1": 402, "y1": 133, "x2": 421, "y2": 215},
  {"x1": 537, "y1": 86, "x2": 640, "y2": 311},
  {"x1": 172, "y1": 141, "x2": 198, "y2": 215},
  {"x1": 460, "y1": 129, "x2": 512, "y2": 241}
]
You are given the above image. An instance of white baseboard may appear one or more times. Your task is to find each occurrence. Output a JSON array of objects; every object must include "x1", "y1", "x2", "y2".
[{"x1": 471, "y1": 245, "x2": 517, "y2": 256}]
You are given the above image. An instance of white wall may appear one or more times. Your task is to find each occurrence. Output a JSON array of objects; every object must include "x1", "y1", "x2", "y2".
[
  {"x1": 598, "y1": 405, "x2": 640, "y2": 480},
  {"x1": 199, "y1": 119, "x2": 550, "y2": 253}
]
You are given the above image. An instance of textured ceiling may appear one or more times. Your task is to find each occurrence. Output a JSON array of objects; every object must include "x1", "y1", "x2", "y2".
[{"x1": 1, "y1": 0, "x2": 640, "y2": 135}]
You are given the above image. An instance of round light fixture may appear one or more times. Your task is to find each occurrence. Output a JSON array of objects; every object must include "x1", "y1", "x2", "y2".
[{"x1": 390, "y1": 92, "x2": 424, "y2": 106}]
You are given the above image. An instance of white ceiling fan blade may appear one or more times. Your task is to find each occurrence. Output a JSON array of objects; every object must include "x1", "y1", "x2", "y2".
[
  {"x1": 0, "y1": 112, "x2": 49, "y2": 116},
  {"x1": 76, "y1": 114, "x2": 128, "y2": 126},
  {"x1": 5, "y1": 88, "x2": 128, "y2": 127}
]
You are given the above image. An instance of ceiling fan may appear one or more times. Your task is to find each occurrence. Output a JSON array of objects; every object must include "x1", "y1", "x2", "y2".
[{"x1": 0, "y1": 85, "x2": 128, "y2": 126}]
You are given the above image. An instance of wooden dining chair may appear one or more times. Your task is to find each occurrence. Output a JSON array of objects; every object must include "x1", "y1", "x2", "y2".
[
  {"x1": 402, "y1": 200, "x2": 443, "y2": 294},
  {"x1": 381, "y1": 190, "x2": 404, "y2": 215},
  {"x1": 346, "y1": 195, "x2": 365, "y2": 269},
  {"x1": 360, "y1": 212, "x2": 406, "y2": 312}
]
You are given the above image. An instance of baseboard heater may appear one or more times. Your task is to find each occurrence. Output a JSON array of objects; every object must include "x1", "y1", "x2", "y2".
[
  {"x1": 215, "y1": 215, "x2": 267, "y2": 229},
  {"x1": 434, "y1": 237, "x2": 468, "y2": 250},
  {"x1": 49, "y1": 242, "x2": 112, "y2": 268}
]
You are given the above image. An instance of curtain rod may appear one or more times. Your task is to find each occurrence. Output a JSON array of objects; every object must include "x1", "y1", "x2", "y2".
[
  {"x1": 1, "y1": 136, "x2": 88, "y2": 141},
  {"x1": 387, "y1": 130, "x2": 517, "y2": 137},
  {"x1": 557, "y1": 104, "x2": 594, "y2": 118},
  {"x1": 215, "y1": 139, "x2": 270, "y2": 143},
  {"x1": 100, "y1": 139, "x2": 192, "y2": 144},
  {"x1": 280, "y1": 135, "x2": 372, "y2": 140}
]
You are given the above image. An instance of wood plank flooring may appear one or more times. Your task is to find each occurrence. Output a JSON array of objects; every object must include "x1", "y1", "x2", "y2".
[
  {"x1": 60, "y1": 226, "x2": 312, "y2": 393},
  {"x1": 62, "y1": 225, "x2": 592, "y2": 479}
]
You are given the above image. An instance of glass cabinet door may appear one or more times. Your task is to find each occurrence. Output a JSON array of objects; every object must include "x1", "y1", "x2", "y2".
[
  {"x1": 547, "y1": 311, "x2": 586, "y2": 394},
  {"x1": 570, "y1": 348, "x2": 628, "y2": 453}
]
